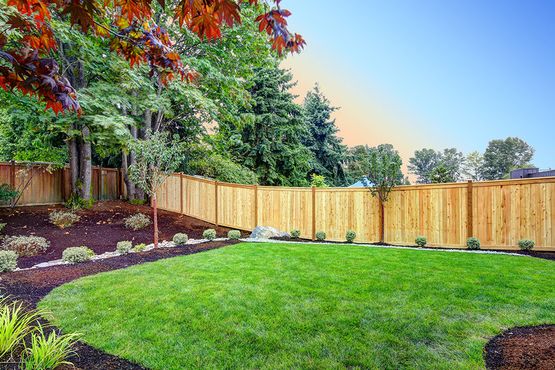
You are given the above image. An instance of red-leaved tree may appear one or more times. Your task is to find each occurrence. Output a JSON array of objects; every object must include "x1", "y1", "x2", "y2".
[{"x1": 0, "y1": 0, "x2": 305, "y2": 114}]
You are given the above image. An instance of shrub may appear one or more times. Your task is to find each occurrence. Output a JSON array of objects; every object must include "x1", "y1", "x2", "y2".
[
  {"x1": 0, "y1": 299, "x2": 41, "y2": 359},
  {"x1": 0, "y1": 223, "x2": 6, "y2": 233},
  {"x1": 0, "y1": 250, "x2": 17, "y2": 272},
  {"x1": 290, "y1": 229, "x2": 301, "y2": 239},
  {"x1": 203, "y1": 229, "x2": 217, "y2": 241},
  {"x1": 62, "y1": 247, "x2": 92, "y2": 264},
  {"x1": 467, "y1": 237, "x2": 481, "y2": 250},
  {"x1": 173, "y1": 233, "x2": 189, "y2": 246},
  {"x1": 123, "y1": 213, "x2": 151, "y2": 231},
  {"x1": 1, "y1": 236, "x2": 49, "y2": 257},
  {"x1": 116, "y1": 241, "x2": 133, "y2": 255},
  {"x1": 0, "y1": 183, "x2": 19, "y2": 205},
  {"x1": 129, "y1": 198, "x2": 146, "y2": 206},
  {"x1": 315, "y1": 231, "x2": 326, "y2": 241},
  {"x1": 346, "y1": 230, "x2": 356, "y2": 243},
  {"x1": 21, "y1": 325, "x2": 79, "y2": 370},
  {"x1": 415, "y1": 236, "x2": 427, "y2": 247},
  {"x1": 49, "y1": 210, "x2": 80, "y2": 229},
  {"x1": 131, "y1": 243, "x2": 147, "y2": 253},
  {"x1": 64, "y1": 193, "x2": 93, "y2": 210},
  {"x1": 518, "y1": 239, "x2": 535, "y2": 251},
  {"x1": 228, "y1": 230, "x2": 241, "y2": 240}
]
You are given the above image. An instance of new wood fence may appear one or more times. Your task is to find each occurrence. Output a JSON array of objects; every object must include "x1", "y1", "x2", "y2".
[
  {"x1": 157, "y1": 174, "x2": 555, "y2": 251},
  {"x1": 0, "y1": 162, "x2": 122, "y2": 206}
]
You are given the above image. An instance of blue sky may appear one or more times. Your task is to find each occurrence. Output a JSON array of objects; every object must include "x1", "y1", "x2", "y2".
[{"x1": 283, "y1": 0, "x2": 555, "y2": 170}]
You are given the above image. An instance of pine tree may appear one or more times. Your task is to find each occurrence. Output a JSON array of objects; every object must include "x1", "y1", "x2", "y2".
[
  {"x1": 236, "y1": 65, "x2": 313, "y2": 186},
  {"x1": 302, "y1": 85, "x2": 347, "y2": 186}
]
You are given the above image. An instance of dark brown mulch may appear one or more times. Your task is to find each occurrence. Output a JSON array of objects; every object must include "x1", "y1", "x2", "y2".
[
  {"x1": 484, "y1": 325, "x2": 555, "y2": 370},
  {"x1": 271, "y1": 237, "x2": 555, "y2": 261},
  {"x1": 0, "y1": 239, "x2": 238, "y2": 370},
  {"x1": 0, "y1": 201, "x2": 232, "y2": 268}
]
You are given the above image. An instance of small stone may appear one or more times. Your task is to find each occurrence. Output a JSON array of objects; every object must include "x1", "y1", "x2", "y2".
[{"x1": 249, "y1": 226, "x2": 289, "y2": 240}]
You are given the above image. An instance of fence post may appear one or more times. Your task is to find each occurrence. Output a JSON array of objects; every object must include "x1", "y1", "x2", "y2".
[
  {"x1": 311, "y1": 186, "x2": 316, "y2": 241},
  {"x1": 9, "y1": 160, "x2": 15, "y2": 188},
  {"x1": 98, "y1": 166, "x2": 103, "y2": 201},
  {"x1": 253, "y1": 184, "x2": 258, "y2": 228},
  {"x1": 180, "y1": 173, "x2": 184, "y2": 214},
  {"x1": 467, "y1": 180, "x2": 473, "y2": 240},
  {"x1": 214, "y1": 180, "x2": 219, "y2": 227}
]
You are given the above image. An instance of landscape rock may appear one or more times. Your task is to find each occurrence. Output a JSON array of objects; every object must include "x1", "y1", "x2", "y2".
[{"x1": 249, "y1": 226, "x2": 289, "y2": 240}]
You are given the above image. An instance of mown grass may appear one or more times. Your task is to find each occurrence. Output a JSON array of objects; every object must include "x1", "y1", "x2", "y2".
[{"x1": 39, "y1": 243, "x2": 555, "y2": 369}]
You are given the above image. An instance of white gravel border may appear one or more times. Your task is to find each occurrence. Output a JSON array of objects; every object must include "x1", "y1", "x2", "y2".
[{"x1": 241, "y1": 238, "x2": 530, "y2": 257}]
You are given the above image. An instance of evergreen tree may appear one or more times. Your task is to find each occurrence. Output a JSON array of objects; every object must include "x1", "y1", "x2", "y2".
[
  {"x1": 235, "y1": 65, "x2": 313, "y2": 186},
  {"x1": 302, "y1": 85, "x2": 347, "y2": 186}
]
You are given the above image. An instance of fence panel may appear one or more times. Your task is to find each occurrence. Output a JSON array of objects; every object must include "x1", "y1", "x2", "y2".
[
  {"x1": 182, "y1": 176, "x2": 216, "y2": 224},
  {"x1": 217, "y1": 183, "x2": 256, "y2": 231}
]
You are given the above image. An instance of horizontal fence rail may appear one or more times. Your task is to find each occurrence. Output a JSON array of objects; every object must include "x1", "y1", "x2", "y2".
[
  {"x1": 0, "y1": 162, "x2": 122, "y2": 206},
  {"x1": 157, "y1": 174, "x2": 555, "y2": 251}
]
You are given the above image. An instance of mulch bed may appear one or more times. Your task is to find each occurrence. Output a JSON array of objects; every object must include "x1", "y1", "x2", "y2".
[
  {"x1": 484, "y1": 325, "x2": 555, "y2": 369},
  {"x1": 0, "y1": 239, "x2": 238, "y2": 370},
  {"x1": 0, "y1": 201, "x2": 233, "y2": 268},
  {"x1": 271, "y1": 237, "x2": 555, "y2": 261}
]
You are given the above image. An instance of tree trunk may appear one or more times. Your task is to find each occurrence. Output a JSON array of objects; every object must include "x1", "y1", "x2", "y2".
[
  {"x1": 152, "y1": 193, "x2": 159, "y2": 248},
  {"x1": 68, "y1": 134, "x2": 79, "y2": 196},
  {"x1": 79, "y1": 126, "x2": 92, "y2": 200},
  {"x1": 379, "y1": 198, "x2": 385, "y2": 243}
]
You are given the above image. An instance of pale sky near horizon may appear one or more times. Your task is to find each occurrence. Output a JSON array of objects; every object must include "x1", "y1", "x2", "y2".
[{"x1": 281, "y1": 0, "x2": 555, "y2": 174}]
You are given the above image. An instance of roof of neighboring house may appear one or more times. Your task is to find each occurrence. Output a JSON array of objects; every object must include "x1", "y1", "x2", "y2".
[{"x1": 348, "y1": 177, "x2": 369, "y2": 188}]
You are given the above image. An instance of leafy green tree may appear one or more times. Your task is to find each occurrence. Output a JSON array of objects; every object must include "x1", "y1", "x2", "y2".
[
  {"x1": 188, "y1": 154, "x2": 258, "y2": 185},
  {"x1": 233, "y1": 64, "x2": 313, "y2": 186},
  {"x1": 481, "y1": 137, "x2": 535, "y2": 180},
  {"x1": 462, "y1": 151, "x2": 484, "y2": 181},
  {"x1": 430, "y1": 164, "x2": 454, "y2": 183},
  {"x1": 302, "y1": 85, "x2": 347, "y2": 186},
  {"x1": 408, "y1": 149, "x2": 441, "y2": 184},
  {"x1": 310, "y1": 174, "x2": 329, "y2": 188},
  {"x1": 344, "y1": 145, "x2": 372, "y2": 185},
  {"x1": 440, "y1": 148, "x2": 465, "y2": 182},
  {"x1": 363, "y1": 144, "x2": 403, "y2": 242},
  {"x1": 128, "y1": 131, "x2": 183, "y2": 247}
]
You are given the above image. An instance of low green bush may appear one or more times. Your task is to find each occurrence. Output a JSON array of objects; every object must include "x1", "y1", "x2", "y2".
[
  {"x1": 129, "y1": 199, "x2": 146, "y2": 206},
  {"x1": 173, "y1": 233, "x2": 189, "y2": 246},
  {"x1": 203, "y1": 229, "x2": 217, "y2": 241},
  {"x1": 62, "y1": 247, "x2": 92, "y2": 264},
  {"x1": 228, "y1": 230, "x2": 241, "y2": 240},
  {"x1": 0, "y1": 250, "x2": 17, "y2": 272},
  {"x1": 131, "y1": 243, "x2": 147, "y2": 253},
  {"x1": 49, "y1": 211, "x2": 80, "y2": 229},
  {"x1": 290, "y1": 229, "x2": 301, "y2": 239},
  {"x1": 0, "y1": 223, "x2": 6, "y2": 233},
  {"x1": 116, "y1": 241, "x2": 133, "y2": 255},
  {"x1": 21, "y1": 325, "x2": 79, "y2": 370},
  {"x1": 1, "y1": 236, "x2": 49, "y2": 257},
  {"x1": 123, "y1": 213, "x2": 151, "y2": 231},
  {"x1": 466, "y1": 237, "x2": 481, "y2": 250},
  {"x1": 315, "y1": 231, "x2": 326, "y2": 241},
  {"x1": 415, "y1": 236, "x2": 427, "y2": 247},
  {"x1": 346, "y1": 230, "x2": 356, "y2": 243},
  {"x1": 518, "y1": 239, "x2": 535, "y2": 251}
]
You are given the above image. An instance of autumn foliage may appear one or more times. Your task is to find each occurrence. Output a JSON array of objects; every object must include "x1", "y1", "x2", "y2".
[{"x1": 0, "y1": 0, "x2": 305, "y2": 113}]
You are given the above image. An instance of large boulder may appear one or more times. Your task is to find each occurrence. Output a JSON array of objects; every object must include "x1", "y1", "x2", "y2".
[{"x1": 249, "y1": 226, "x2": 290, "y2": 240}]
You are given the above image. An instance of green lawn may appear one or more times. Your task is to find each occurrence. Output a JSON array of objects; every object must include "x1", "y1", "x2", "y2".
[{"x1": 39, "y1": 243, "x2": 555, "y2": 370}]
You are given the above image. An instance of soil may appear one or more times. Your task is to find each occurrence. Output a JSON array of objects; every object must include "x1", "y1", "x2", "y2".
[
  {"x1": 271, "y1": 237, "x2": 555, "y2": 261},
  {"x1": 0, "y1": 239, "x2": 238, "y2": 370},
  {"x1": 0, "y1": 201, "x2": 234, "y2": 268},
  {"x1": 484, "y1": 325, "x2": 555, "y2": 370}
]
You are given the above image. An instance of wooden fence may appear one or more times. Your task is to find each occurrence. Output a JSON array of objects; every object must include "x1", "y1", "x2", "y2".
[
  {"x1": 157, "y1": 174, "x2": 555, "y2": 251},
  {"x1": 0, "y1": 162, "x2": 122, "y2": 206}
]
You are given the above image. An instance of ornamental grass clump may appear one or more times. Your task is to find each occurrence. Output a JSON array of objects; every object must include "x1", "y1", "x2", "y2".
[
  {"x1": 315, "y1": 231, "x2": 326, "y2": 241},
  {"x1": 0, "y1": 299, "x2": 41, "y2": 359},
  {"x1": 49, "y1": 211, "x2": 80, "y2": 229},
  {"x1": 116, "y1": 241, "x2": 133, "y2": 255},
  {"x1": 346, "y1": 230, "x2": 356, "y2": 243},
  {"x1": 415, "y1": 236, "x2": 427, "y2": 247},
  {"x1": 227, "y1": 230, "x2": 241, "y2": 240},
  {"x1": 290, "y1": 229, "x2": 301, "y2": 239},
  {"x1": 203, "y1": 229, "x2": 217, "y2": 241},
  {"x1": 21, "y1": 325, "x2": 79, "y2": 370},
  {"x1": 518, "y1": 239, "x2": 535, "y2": 251},
  {"x1": 131, "y1": 243, "x2": 147, "y2": 253},
  {"x1": 0, "y1": 251, "x2": 17, "y2": 272},
  {"x1": 173, "y1": 233, "x2": 189, "y2": 246},
  {"x1": 1, "y1": 236, "x2": 49, "y2": 257},
  {"x1": 123, "y1": 213, "x2": 151, "y2": 231},
  {"x1": 467, "y1": 237, "x2": 481, "y2": 250},
  {"x1": 62, "y1": 247, "x2": 93, "y2": 264}
]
